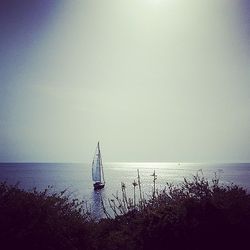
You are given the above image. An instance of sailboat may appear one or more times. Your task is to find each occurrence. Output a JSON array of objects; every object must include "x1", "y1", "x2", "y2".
[{"x1": 92, "y1": 142, "x2": 105, "y2": 190}]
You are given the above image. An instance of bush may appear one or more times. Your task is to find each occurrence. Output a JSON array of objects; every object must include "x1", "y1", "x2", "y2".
[
  {"x1": 0, "y1": 172, "x2": 250, "y2": 250},
  {"x1": 0, "y1": 182, "x2": 91, "y2": 250},
  {"x1": 94, "y1": 173, "x2": 250, "y2": 250}
]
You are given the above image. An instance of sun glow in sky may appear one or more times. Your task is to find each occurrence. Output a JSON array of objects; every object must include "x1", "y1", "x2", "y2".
[
  {"x1": 146, "y1": 0, "x2": 163, "y2": 5},
  {"x1": 0, "y1": 0, "x2": 249, "y2": 162}
]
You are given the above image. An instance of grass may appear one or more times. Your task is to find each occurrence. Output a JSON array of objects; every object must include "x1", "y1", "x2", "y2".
[{"x1": 0, "y1": 171, "x2": 250, "y2": 250}]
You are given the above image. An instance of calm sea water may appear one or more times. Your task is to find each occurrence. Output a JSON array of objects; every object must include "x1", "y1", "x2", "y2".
[{"x1": 0, "y1": 162, "x2": 250, "y2": 218}]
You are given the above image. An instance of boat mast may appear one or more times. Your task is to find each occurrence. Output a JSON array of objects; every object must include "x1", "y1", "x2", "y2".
[{"x1": 98, "y1": 142, "x2": 105, "y2": 183}]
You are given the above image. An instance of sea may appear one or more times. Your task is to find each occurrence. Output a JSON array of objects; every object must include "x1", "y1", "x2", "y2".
[{"x1": 0, "y1": 162, "x2": 250, "y2": 218}]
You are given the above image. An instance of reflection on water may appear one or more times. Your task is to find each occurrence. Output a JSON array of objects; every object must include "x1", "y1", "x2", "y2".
[{"x1": 91, "y1": 189, "x2": 106, "y2": 219}]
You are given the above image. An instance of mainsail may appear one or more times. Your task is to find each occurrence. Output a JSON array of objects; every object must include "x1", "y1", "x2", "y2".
[{"x1": 92, "y1": 142, "x2": 104, "y2": 183}]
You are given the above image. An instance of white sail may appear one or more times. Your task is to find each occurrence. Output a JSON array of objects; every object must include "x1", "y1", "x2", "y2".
[{"x1": 92, "y1": 142, "x2": 104, "y2": 182}]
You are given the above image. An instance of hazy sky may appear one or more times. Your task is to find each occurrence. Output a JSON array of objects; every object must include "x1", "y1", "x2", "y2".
[{"x1": 0, "y1": 0, "x2": 250, "y2": 163}]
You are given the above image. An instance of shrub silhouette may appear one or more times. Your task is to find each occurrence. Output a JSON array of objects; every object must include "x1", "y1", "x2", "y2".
[
  {"x1": 0, "y1": 172, "x2": 250, "y2": 250},
  {"x1": 95, "y1": 173, "x2": 250, "y2": 250},
  {"x1": 0, "y1": 182, "x2": 91, "y2": 250}
]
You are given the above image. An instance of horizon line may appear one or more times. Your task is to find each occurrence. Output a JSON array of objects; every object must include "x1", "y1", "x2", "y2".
[{"x1": 0, "y1": 161, "x2": 249, "y2": 164}]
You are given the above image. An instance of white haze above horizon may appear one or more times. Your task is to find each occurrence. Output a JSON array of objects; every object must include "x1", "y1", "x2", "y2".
[{"x1": 0, "y1": 0, "x2": 250, "y2": 163}]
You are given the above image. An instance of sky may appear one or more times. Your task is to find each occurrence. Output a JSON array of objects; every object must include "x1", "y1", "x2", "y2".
[{"x1": 0, "y1": 0, "x2": 249, "y2": 163}]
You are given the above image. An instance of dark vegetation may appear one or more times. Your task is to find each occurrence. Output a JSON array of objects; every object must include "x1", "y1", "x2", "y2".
[{"x1": 0, "y1": 172, "x2": 250, "y2": 250}]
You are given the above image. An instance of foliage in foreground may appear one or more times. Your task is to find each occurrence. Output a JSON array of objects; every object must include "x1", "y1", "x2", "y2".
[
  {"x1": 0, "y1": 173, "x2": 250, "y2": 250},
  {"x1": 0, "y1": 183, "x2": 92, "y2": 250}
]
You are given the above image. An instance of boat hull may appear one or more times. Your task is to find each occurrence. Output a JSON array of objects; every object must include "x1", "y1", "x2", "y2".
[{"x1": 93, "y1": 182, "x2": 105, "y2": 190}]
